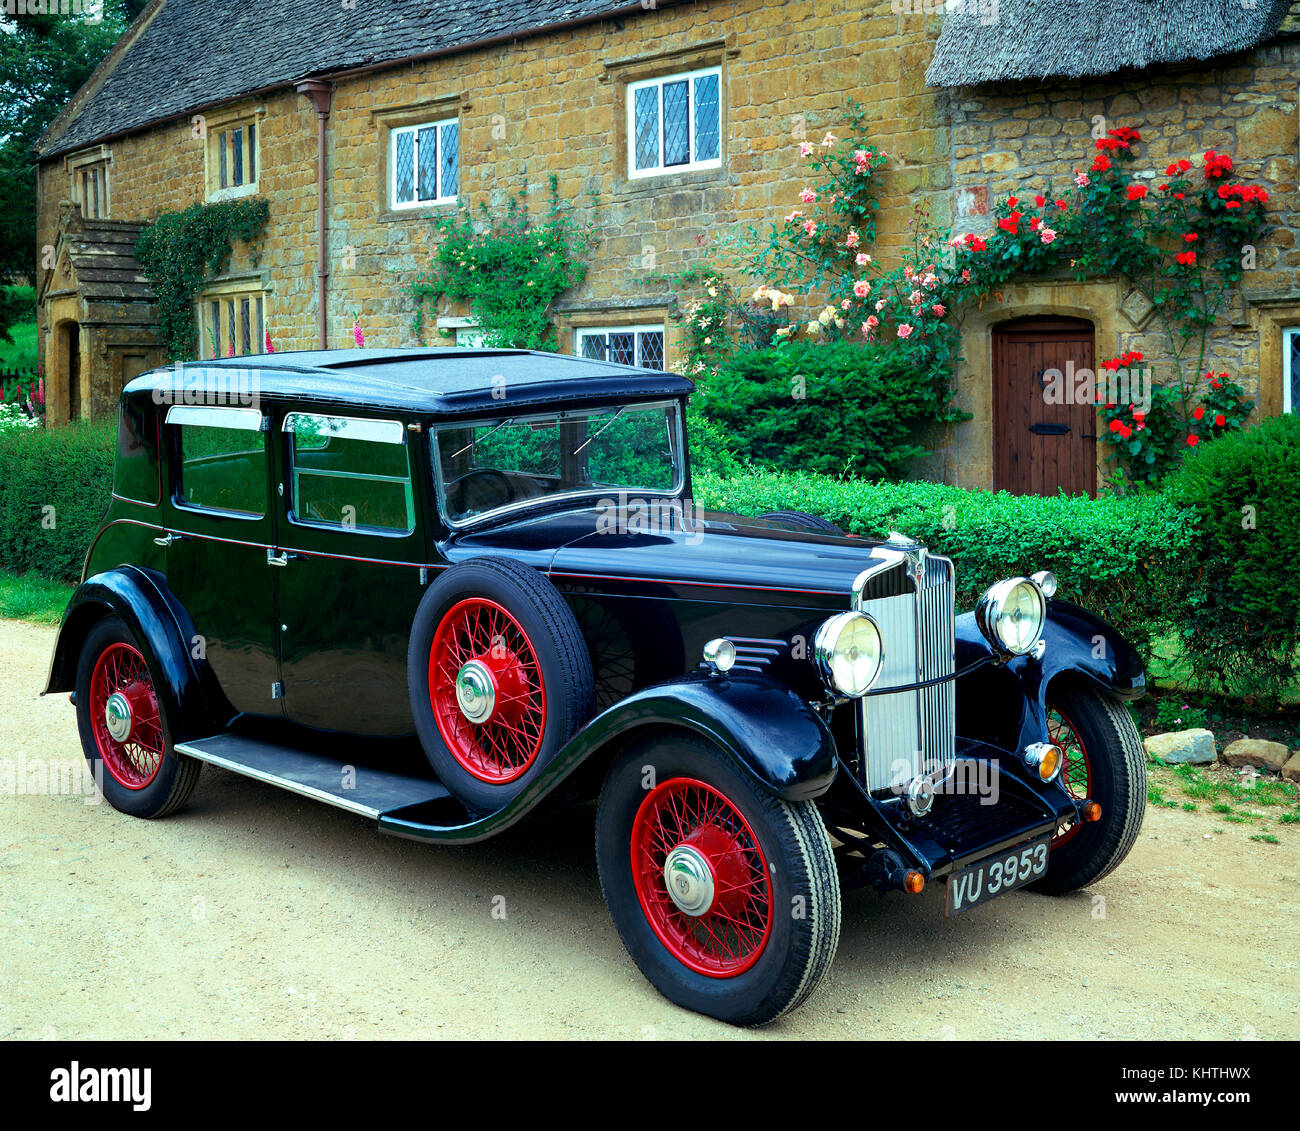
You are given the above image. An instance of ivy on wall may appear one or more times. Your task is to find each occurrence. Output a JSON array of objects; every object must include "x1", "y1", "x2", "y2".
[
  {"x1": 134, "y1": 198, "x2": 270, "y2": 362},
  {"x1": 406, "y1": 174, "x2": 598, "y2": 351}
]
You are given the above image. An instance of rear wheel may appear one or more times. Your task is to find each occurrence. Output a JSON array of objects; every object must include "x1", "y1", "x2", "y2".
[
  {"x1": 75, "y1": 616, "x2": 201, "y2": 818},
  {"x1": 596, "y1": 732, "x2": 840, "y2": 1026},
  {"x1": 408, "y1": 557, "x2": 594, "y2": 812},
  {"x1": 1029, "y1": 680, "x2": 1145, "y2": 894}
]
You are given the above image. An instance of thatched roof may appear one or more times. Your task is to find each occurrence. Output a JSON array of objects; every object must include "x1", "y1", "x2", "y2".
[{"x1": 926, "y1": 0, "x2": 1295, "y2": 88}]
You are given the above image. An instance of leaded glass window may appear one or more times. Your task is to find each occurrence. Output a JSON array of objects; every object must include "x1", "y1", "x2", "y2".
[
  {"x1": 627, "y1": 67, "x2": 723, "y2": 178},
  {"x1": 575, "y1": 327, "x2": 667, "y2": 370},
  {"x1": 391, "y1": 118, "x2": 459, "y2": 209}
]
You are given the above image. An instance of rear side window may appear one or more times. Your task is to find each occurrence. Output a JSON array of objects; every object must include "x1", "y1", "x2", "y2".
[
  {"x1": 169, "y1": 406, "x2": 266, "y2": 517},
  {"x1": 114, "y1": 400, "x2": 160, "y2": 505},
  {"x1": 285, "y1": 413, "x2": 414, "y2": 534}
]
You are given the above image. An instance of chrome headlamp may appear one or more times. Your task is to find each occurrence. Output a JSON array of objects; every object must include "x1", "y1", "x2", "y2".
[
  {"x1": 975, "y1": 576, "x2": 1047, "y2": 657},
  {"x1": 813, "y1": 611, "x2": 884, "y2": 698}
]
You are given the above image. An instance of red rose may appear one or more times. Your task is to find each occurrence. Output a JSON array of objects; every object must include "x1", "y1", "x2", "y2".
[
  {"x1": 1091, "y1": 154, "x2": 1112, "y2": 173},
  {"x1": 1174, "y1": 192, "x2": 1185, "y2": 200},
  {"x1": 1034, "y1": 194, "x2": 1046, "y2": 207},
  {"x1": 1193, "y1": 406, "x2": 1205, "y2": 421},
  {"x1": 1183, "y1": 232, "x2": 1198, "y2": 242},
  {"x1": 1214, "y1": 413, "x2": 1226, "y2": 427},
  {"x1": 1055, "y1": 199, "x2": 1067, "y2": 209},
  {"x1": 1178, "y1": 159, "x2": 1191, "y2": 172},
  {"x1": 1186, "y1": 435, "x2": 1199, "y2": 447},
  {"x1": 1176, "y1": 250, "x2": 1197, "y2": 266},
  {"x1": 1126, "y1": 183, "x2": 1148, "y2": 201},
  {"x1": 1006, "y1": 196, "x2": 1018, "y2": 208}
]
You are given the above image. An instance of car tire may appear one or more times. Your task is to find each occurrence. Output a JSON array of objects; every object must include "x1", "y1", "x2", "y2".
[
  {"x1": 758, "y1": 509, "x2": 845, "y2": 535},
  {"x1": 1028, "y1": 679, "x2": 1146, "y2": 894},
  {"x1": 408, "y1": 556, "x2": 595, "y2": 813},
  {"x1": 595, "y1": 732, "x2": 840, "y2": 1026},
  {"x1": 75, "y1": 615, "x2": 202, "y2": 819}
]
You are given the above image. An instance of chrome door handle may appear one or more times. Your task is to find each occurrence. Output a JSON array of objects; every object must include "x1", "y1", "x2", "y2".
[
  {"x1": 266, "y1": 548, "x2": 303, "y2": 567},
  {"x1": 153, "y1": 532, "x2": 189, "y2": 547}
]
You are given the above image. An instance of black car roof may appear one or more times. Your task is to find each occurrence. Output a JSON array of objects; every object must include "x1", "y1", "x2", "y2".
[{"x1": 124, "y1": 348, "x2": 694, "y2": 415}]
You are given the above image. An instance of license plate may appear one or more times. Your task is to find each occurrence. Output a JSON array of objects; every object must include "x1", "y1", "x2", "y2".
[{"x1": 944, "y1": 834, "x2": 1051, "y2": 917}]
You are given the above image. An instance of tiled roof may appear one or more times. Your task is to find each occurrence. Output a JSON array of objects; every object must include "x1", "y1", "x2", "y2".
[
  {"x1": 37, "y1": 0, "x2": 649, "y2": 160},
  {"x1": 59, "y1": 218, "x2": 154, "y2": 303}
]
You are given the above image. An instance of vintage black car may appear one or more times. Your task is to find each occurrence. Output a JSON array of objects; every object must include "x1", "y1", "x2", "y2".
[{"x1": 47, "y1": 348, "x2": 1146, "y2": 1025}]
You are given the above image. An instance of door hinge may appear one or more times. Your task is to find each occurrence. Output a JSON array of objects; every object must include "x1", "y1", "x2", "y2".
[{"x1": 271, "y1": 682, "x2": 284, "y2": 700}]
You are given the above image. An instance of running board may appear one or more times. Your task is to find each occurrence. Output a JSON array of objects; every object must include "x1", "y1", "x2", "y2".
[{"x1": 175, "y1": 733, "x2": 455, "y2": 821}]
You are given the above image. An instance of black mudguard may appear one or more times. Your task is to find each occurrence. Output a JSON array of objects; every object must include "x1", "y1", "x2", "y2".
[
  {"x1": 44, "y1": 567, "x2": 227, "y2": 742},
  {"x1": 955, "y1": 599, "x2": 1146, "y2": 753}
]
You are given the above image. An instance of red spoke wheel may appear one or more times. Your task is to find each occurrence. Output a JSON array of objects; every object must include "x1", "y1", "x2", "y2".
[
  {"x1": 631, "y1": 777, "x2": 773, "y2": 978},
  {"x1": 1029, "y1": 681, "x2": 1145, "y2": 895},
  {"x1": 88, "y1": 642, "x2": 166, "y2": 789},
  {"x1": 1047, "y1": 704, "x2": 1093, "y2": 849},
  {"x1": 429, "y1": 597, "x2": 547, "y2": 784},
  {"x1": 74, "y1": 615, "x2": 202, "y2": 820},
  {"x1": 408, "y1": 557, "x2": 594, "y2": 812},
  {"x1": 596, "y1": 733, "x2": 840, "y2": 1026}
]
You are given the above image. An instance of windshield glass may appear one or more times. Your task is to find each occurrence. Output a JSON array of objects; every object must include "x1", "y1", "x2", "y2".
[{"x1": 435, "y1": 401, "x2": 683, "y2": 525}]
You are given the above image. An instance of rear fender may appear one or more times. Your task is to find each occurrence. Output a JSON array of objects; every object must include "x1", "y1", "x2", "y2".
[{"x1": 44, "y1": 567, "x2": 225, "y2": 742}]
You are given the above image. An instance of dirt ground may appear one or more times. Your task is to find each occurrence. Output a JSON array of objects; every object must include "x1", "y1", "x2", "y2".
[{"x1": 2, "y1": 617, "x2": 1297, "y2": 1041}]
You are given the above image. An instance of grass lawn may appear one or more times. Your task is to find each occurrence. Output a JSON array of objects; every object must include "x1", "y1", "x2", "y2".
[
  {"x1": 0, "y1": 286, "x2": 38, "y2": 374},
  {"x1": 1146, "y1": 758, "x2": 1299, "y2": 836},
  {"x1": 0, "y1": 570, "x2": 73, "y2": 625}
]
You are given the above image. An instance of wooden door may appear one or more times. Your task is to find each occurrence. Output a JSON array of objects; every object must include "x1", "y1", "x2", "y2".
[{"x1": 993, "y1": 318, "x2": 1097, "y2": 497}]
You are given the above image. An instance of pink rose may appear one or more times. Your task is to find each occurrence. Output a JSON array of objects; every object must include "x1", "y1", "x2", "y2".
[
  {"x1": 853, "y1": 280, "x2": 870, "y2": 298},
  {"x1": 1040, "y1": 227, "x2": 1057, "y2": 244},
  {"x1": 799, "y1": 187, "x2": 817, "y2": 203},
  {"x1": 897, "y1": 324, "x2": 914, "y2": 339}
]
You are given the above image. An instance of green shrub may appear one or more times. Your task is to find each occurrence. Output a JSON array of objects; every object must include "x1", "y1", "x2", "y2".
[
  {"x1": 693, "y1": 467, "x2": 1196, "y2": 659},
  {"x1": 1165, "y1": 413, "x2": 1300, "y2": 703},
  {"x1": 0, "y1": 421, "x2": 115, "y2": 582},
  {"x1": 695, "y1": 341, "x2": 940, "y2": 481}
]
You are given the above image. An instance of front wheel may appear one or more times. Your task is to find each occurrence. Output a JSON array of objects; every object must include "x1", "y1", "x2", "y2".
[
  {"x1": 1029, "y1": 680, "x2": 1146, "y2": 894},
  {"x1": 595, "y1": 733, "x2": 840, "y2": 1026}
]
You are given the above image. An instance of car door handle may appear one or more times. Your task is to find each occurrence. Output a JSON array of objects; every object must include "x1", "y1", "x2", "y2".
[
  {"x1": 153, "y1": 532, "x2": 190, "y2": 547},
  {"x1": 266, "y1": 548, "x2": 304, "y2": 567}
]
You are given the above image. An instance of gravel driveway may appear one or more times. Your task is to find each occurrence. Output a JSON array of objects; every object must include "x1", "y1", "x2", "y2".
[{"x1": 2, "y1": 618, "x2": 1296, "y2": 1040}]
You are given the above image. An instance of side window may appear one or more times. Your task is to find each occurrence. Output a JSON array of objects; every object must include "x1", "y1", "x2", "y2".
[
  {"x1": 113, "y1": 400, "x2": 160, "y2": 505},
  {"x1": 390, "y1": 118, "x2": 459, "y2": 209},
  {"x1": 285, "y1": 413, "x2": 414, "y2": 534},
  {"x1": 1285, "y1": 327, "x2": 1300, "y2": 414},
  {"x1": 627, "y1": 67, "x2": 722, "y2": 179},
  {"x1": 168, "y1": 406, "x2": 267, "y2": 517}
]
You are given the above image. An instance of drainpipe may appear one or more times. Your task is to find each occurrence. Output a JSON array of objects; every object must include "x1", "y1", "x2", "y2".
[{"x1": 296, "y1": 80, "x2": 332, "y2": 350}]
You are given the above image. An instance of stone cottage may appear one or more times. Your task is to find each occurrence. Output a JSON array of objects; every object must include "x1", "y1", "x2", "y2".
[{"x1": 31, "y1": 0, "x2": 1300, "y2": 495}]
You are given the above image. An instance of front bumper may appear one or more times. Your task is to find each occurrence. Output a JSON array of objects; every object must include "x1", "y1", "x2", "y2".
[{"x1": 828, "y1": 735, "x2": 1082, "y2": 882}]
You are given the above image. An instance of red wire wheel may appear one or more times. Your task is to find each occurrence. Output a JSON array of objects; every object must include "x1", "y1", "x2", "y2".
[
  {"x1": 87, "y1": 642, "x2": 165, "y2": 790},
  {"x1": 630, "y1": 777, "x2": 773, "y2": 979},
  {"x1": 429, "y1": 597, "x2": 547, "y2": 784},
  {"x1": 1048, "y1": 703, "x2": 1093, "y2": 848}
]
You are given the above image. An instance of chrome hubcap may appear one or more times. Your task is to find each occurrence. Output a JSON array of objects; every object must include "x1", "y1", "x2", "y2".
[
  {"x1": 455, "y1": 659, "x2": 496, "y2": 725},
  {"x1": 104, "y1": 691, "x2": 133, "y2": 743},
  {"x1": 663, "y1": 844, "x2": 715, "y2": 917}
]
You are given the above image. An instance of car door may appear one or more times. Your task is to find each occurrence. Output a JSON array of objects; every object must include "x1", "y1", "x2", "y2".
[
  {"x1": 160, "y1": 403, "x2": 282, "y2": 718},
  {"x1": 272, "y1": 408, "x2": 430, "y2": 736}
]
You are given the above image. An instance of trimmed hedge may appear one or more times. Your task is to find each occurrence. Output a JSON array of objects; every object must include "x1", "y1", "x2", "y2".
[
  {"x1": 694, "y1": 468, "x2": 1197, "y2": 661},
  {"x1": 1165, "y1": 413, "x2": 1300, "y2": 703},
  {"x1": 0, "y1": 421, "x2": 114, "y2": 582}
]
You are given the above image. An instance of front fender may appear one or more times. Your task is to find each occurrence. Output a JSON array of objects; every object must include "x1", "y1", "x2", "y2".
[
  {"x1": 955, "y1": 600, "x2": 1145, "y2": 752},
  {"x1": 44, "y1": 567, "x2": 224, "y2": 743}
]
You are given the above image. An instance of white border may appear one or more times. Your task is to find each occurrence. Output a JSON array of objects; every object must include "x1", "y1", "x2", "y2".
[
  {"x1": 390, "y1": 118, "x2": 459, "y2": 210},
  {"x1": 626, "y1": 66, "x2": 722, "y2": 180}
]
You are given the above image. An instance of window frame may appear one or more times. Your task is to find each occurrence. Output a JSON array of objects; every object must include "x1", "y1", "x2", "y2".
[
  {"x1": 389, "y1": 117, "x2": 459, "y2": 211},
  {"x1": 205, "y1": 113, "x2": 261, "y2": 202},
  {"x1": 1285, "y1": 327, "x2": 1300, "y2": 414},
  {"x1": 195, "y1": 285, "x2": 268, "y2": 360},
  {"x1": 283, "y1": 412, "x2": 417, "y2": 537},
  {"x1": 574, "y1": 325, "x2": 667, "y2": 370},
  {"x1": 432, "y1": 399, "x2": 686, "y2": 532},
  {"x1": 625, "y1": 66, "x2": 723, "y2": 180},
  {"x1": 166, "y1": 405, "x2": 268, "y2": 521}
]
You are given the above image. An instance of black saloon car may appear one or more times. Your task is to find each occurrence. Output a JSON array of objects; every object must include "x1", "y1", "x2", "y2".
[{"x1": 47, "y1": 348, "x2": 1146, "y2": 1025}]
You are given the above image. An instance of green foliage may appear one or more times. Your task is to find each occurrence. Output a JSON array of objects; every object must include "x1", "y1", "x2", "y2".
[
  {"x1": 0, "y1": 420, "x2": 114, "y2": 582},
  {"x1": 693, "y1": 466, "x2": 1196, "y2": 661},
  {"x1": 1152, "y1": 697, "x2": 1208, "y2": 731},
  {"x1": 134, "y1": 199, "x2": 271, "y2": 362},
  {"x1": 407, "y1": 175, "x2": 598, "y2": 351},
  {"x1": 696, "y1": 341, "x2": 936, "y2": 480},
  {"x1": 1165, "y1": 413, "x2": 1300, "y2": 704},
  {"x1": 0, "y1": 284, "x2": 34, "y2": 349}
]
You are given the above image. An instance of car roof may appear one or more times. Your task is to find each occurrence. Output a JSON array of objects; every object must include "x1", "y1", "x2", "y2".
[{"x1": 124, "y1": 347, "x2": 695, "y2": 415}]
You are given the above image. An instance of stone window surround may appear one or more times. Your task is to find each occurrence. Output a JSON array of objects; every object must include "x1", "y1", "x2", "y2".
[
  {"x1": 554, "y1": 299, "x2": 672, "y2": 368},
  {"x1": 202, "y1": 103, "x2": 266, "y2": 203},
  {"x1": 1250, "y1": 298, "x2": 1300, "y2": 418},
  {"x1": 601, "y1": 37, "x2": 739, "y2": 198},
  {"x1": 64, "y1": 145, "x2": 112, "y2": 219},
  {"x1": 373, "y1": 94, "x2": 466, "y2": 223},
  {"x1": 195, "y1": 274, "x2": 274, "y2": 359}
]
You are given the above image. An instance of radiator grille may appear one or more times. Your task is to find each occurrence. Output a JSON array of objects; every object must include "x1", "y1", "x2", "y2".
[{"x1": 857, "y1": 553, "x2": 955, "y2": 795}]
